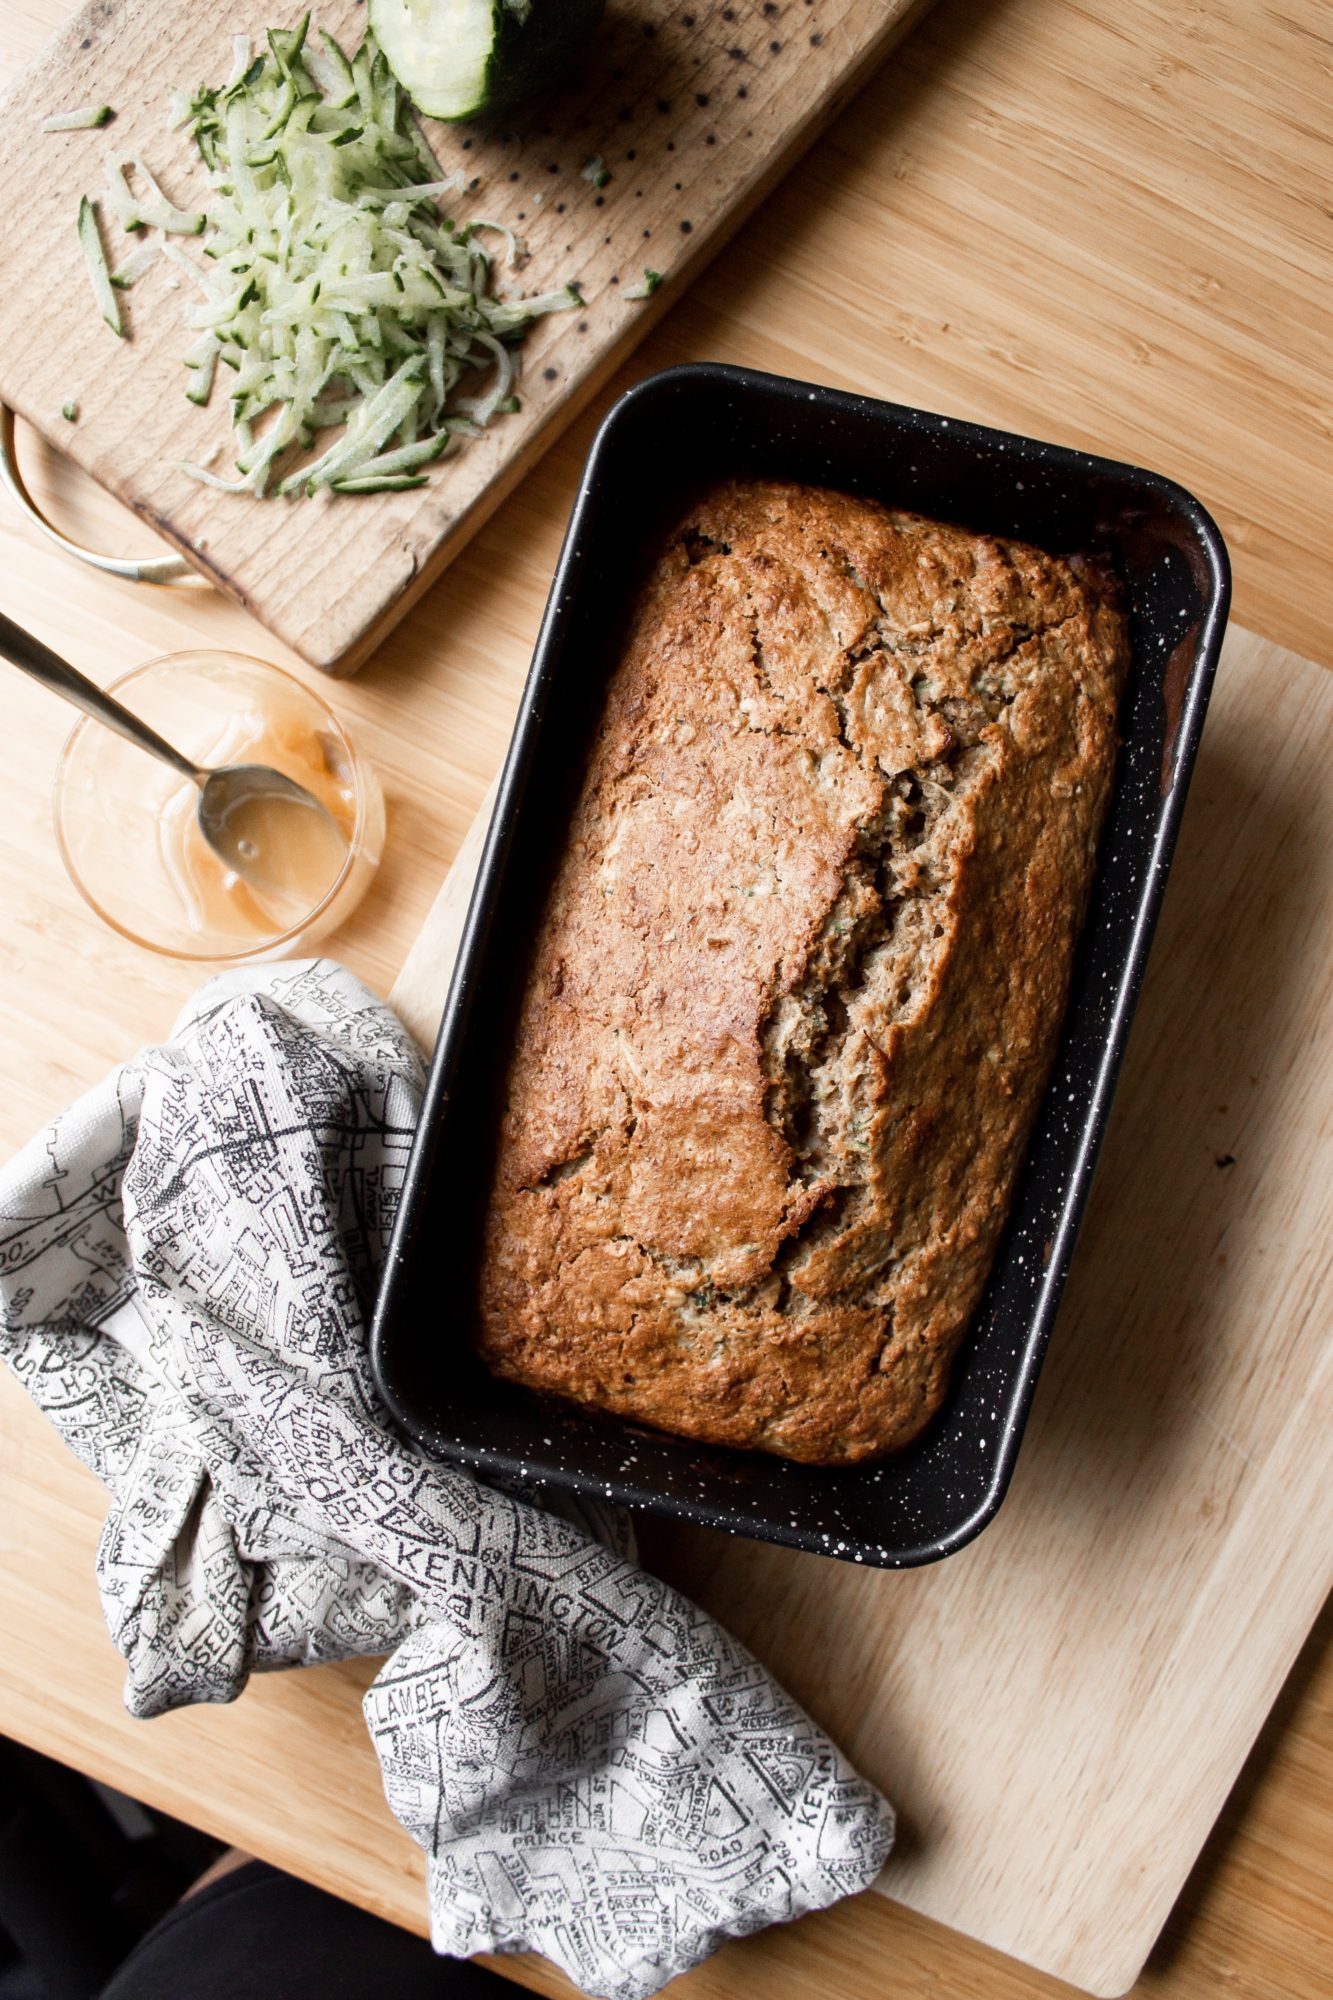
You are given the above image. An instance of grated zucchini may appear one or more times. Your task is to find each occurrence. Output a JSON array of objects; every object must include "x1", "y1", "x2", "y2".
[
  {"x1": 42, "y1": 103, "x2": 114, "y2": 132},
  {"x1": 160, "y1": 13, "x2": 577, "y2": 496},
  {"x1": 77, "y1": 196, "x2": 123, "y2": 337}
]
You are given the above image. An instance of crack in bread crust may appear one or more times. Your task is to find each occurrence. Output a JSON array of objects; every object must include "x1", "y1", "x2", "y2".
[{"x1": 475, "y1": 483, "x2": 1131, "y2": 1463}]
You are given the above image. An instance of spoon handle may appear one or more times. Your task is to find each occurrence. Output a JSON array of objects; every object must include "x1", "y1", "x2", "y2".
[{"x1": 0, "y1": 611, "x2": 201, "y2": 784}]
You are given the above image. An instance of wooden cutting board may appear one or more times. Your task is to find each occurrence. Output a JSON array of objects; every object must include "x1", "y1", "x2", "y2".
[
  {"x1": 0, "y1": 0, "x2": 929, "y2": 674},
  {"x1": 389, "y1": 619, "x2": 1333, "y2": 1999}
]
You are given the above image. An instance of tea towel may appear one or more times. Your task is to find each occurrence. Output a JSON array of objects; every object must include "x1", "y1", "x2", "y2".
[{"x1": 0, "y1": 960, "x2": 894, "y2": 2000}]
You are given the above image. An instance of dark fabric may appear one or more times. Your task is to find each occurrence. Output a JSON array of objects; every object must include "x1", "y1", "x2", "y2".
[{"x1": 99, "y1": 1861, "x2": 517, "y2": 2000}]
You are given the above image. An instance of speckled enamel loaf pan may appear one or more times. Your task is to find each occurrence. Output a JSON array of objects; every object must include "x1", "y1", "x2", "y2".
[{"x1": 370, "y1": 363, "x2": 1230, "y2": 1568}]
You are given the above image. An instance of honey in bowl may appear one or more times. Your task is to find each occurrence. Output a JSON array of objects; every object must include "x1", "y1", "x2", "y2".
[
  {"x1": 54, "y1": 652, "x2": 384, "y2": 961},
  {"x1": 159, "y1": 686, "x2": 359, "y2": 941}
]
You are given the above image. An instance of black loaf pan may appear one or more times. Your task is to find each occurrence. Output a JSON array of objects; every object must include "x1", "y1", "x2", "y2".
[{"x1": 371, "y1": 362, "x2": 1230, "y2": 1568}]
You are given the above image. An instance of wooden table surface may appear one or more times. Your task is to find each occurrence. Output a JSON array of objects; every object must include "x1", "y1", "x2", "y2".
[{"x1": 0, "y1": 3, "x2": 1329, "y2": 1999}]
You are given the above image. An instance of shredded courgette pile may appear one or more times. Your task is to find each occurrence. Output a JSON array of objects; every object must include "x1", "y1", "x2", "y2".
[{"x1": 84, "y1": 14, "x2": 577, "y2": 497}]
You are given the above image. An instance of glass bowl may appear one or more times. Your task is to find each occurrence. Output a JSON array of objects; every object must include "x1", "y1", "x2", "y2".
[{"x1": 54, "y1": 651, "x2": 385, "y2": 961}]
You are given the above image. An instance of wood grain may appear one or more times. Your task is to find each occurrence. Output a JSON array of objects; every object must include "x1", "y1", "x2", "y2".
[
  {"x1": 389, "y1": 769, "x2": 497, "y2": 1051},
  {"x1": 1, "y1": 1, "x2": 1331, "y2": 1999},
  {"x1": 0, "y1": 0, "x2": 929, "y2": 672}
]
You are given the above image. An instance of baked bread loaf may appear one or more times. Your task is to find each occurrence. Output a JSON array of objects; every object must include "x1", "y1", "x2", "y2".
[{"x1": 475, "y1": 481, "x2": 1130, "y2": 1463}]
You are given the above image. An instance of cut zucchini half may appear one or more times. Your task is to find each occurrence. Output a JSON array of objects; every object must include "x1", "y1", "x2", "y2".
[{"x1": 369, "y1": 0, "x2": 605, "y2": 123}]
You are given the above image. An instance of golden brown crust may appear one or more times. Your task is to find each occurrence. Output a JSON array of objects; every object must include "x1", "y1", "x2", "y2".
[{"x1": 474, "y1": 482, "x2": 1131, "y2": 1463}]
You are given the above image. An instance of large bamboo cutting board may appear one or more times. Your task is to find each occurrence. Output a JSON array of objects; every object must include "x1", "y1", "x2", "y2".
[
  {"x1": 0, "y1": 0, "x2": 928, "y2": 673},
  {"x1": 389, "y1": 620, "x2": 1333, "y2": 1998}
]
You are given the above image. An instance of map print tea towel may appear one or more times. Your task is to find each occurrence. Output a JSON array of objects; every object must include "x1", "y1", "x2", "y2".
[{"x1": 0, "y1": 961, "x2": 894, "y2": 2000}]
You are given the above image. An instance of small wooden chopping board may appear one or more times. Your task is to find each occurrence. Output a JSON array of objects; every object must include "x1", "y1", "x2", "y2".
[
  {"x1": 390, "y1": 620, "x2": 1333, "y2": 1998},
  {"x1": 0, "y1": 0, "x2": 928, "y2": 674}
]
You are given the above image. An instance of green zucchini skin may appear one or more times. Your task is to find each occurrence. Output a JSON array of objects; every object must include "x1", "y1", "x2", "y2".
[
  {"x1": 482, "y1": 0, "x2": 606, "y2": 120},
  {"x1": 371, "y1": 0, "x2": 606, "y2": 124}
]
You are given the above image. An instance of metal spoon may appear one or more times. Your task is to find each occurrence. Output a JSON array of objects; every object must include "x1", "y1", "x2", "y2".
[{"x1": 0, "y1": 611, "x2": 348, "y2": 899}]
